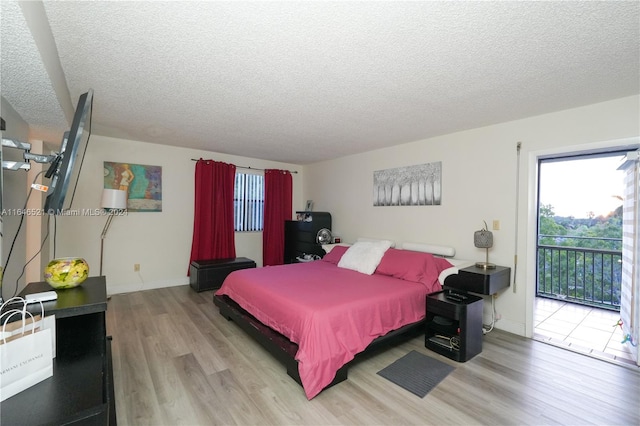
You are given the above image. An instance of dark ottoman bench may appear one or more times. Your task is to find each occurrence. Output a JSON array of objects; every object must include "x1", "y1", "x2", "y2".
[{"x1": 189, "y1": 257, "x2": 256, "y2": 292}]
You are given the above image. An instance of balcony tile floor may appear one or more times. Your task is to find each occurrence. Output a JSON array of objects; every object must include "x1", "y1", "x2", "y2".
[{"x1": 533, "y1": 297, "x2": 636, "y2": 367}]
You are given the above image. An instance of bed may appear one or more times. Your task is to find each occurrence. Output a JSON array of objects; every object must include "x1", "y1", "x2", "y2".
[{"x1": 214, "y1": 240, "x2": 471, "y2": 399}]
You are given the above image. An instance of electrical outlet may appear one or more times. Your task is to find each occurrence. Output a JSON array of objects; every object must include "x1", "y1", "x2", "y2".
[
  {"x1": 495, "y1": 312, "x2": 502, "y2": 321},
  {"x1": 134, "y1": 263, "x2": 140, "y2": 272},
  {"x1": 492, "y1": 220, "x2": 500, "y2": 230}
]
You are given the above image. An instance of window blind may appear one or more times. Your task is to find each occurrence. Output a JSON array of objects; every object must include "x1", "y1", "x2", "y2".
[{"x1": 619, "y1": 152, "x2": 639, "y2": 365}]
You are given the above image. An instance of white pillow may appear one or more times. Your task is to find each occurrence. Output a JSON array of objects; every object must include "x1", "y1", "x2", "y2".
[
  {"x1": 338, "y1": 240, "x2": 392, "y2": 275},
  {"x1": 356, "y1": 237, "x2": 396, "y2": 248}
]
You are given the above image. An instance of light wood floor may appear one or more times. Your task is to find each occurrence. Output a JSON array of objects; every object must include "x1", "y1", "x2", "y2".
[{"x1": 106, "y1": 285, "x2": 640, "y2": 425}]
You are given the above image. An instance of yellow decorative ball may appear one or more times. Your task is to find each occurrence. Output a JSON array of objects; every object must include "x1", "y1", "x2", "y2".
[{"x1": 44, "y1": 257, "x2": 89, "y2": 289}]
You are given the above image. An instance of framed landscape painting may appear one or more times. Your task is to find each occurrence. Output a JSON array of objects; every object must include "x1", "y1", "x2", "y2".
[
  {"x1": 103, "y1": 161, "x2": 162, "y2": 212},
  {"x1": 373, "y1": 162, "x2": 442, "y2": 206}
]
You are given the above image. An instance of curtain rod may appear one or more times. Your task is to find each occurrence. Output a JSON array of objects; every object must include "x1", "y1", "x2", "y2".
[{"x1": 190, "y1": 158, "x2": 298, "y2": 174}]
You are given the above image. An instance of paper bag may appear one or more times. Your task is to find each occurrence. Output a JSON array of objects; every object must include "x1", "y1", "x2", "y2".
[
  {"x1": 0, "y1": 299, "x2": 54, "y2": 401},
  {"x1": 0, "y1": 328, "x2": 53, "y2": 401},
  {"x1": 0, "y1": 314, "x2": 56, "y2": 358},
  {"x1": 0, "y1": 298, "x2": 56, "y2": 357}
]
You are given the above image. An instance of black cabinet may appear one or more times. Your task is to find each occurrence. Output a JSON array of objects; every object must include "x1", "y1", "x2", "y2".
[
  {"x1": 425, "y1": 289, "x2": 483, "y2": 362},
  {"x1": 284, "y1": 211, "x2": 331, "y2": 263},
  {"x1": 2, "y1": 276, "x2": 116, "y2": 425}
]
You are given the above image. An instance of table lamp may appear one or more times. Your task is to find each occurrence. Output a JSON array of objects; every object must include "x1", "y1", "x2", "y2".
[
  {"x1": 100, "y1": 189, "x2": 127, "y2": 275},
  {"x1": 474, "y1": 221, "x2": 496, "y2": 269}
]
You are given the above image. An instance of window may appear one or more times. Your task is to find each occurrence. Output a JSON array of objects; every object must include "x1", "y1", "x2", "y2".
[{"x1": 234, "y1": 172, "x2": 264, "y2": 231}]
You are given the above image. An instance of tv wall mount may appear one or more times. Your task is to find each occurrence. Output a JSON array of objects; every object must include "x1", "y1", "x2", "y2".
[{"x1": 2, "y1": 138, "x2": 60, "y2": 175}]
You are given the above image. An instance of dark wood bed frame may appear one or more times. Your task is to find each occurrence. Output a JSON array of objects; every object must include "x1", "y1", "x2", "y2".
[{"x1": 213, "y1": 294, "x2": 425, "y2": 391}]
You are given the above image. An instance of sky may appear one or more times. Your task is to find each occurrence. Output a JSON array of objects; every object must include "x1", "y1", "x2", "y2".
[{"x1": 539, "y1": 155, "x2": 626, "y2": 218}]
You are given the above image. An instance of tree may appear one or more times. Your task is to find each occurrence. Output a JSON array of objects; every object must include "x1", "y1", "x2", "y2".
[
  {"x1": 538, "y1": 204, "x2": 566, "y2": 245},
  {"x1": 537, "y1": 203, "x2": 622, "y2": 309}
]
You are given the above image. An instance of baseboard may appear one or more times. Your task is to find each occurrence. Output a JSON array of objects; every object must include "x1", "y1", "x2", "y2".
[{"x1": 107, "y1": 277, "x2": 189, "y2": 295}]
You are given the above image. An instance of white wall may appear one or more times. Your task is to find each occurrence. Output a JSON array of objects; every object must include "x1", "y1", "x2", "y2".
[
  {"x1": 1, "y1": 98, "x2": 30, "y2": 300},
  {"x1": 7, "y1": 95, "x2": 639, "y2": 337},
  {"x1": 304, "y1": 95, "x2": 640, "y2": 337},
  {"x1": 25, "y1": 139, "x2": 47, "y2": 285},
  {"x1": 50, "y1": 135, "x2": 303, "y2": 295}
]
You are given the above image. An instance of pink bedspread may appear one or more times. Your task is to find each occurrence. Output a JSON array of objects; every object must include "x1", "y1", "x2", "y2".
[{"x1": 215, "y1": 261, "x2": 435, "y2": 399}]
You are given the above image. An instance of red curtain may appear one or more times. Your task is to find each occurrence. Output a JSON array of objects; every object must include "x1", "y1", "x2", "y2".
[
  {"x1": 189, "y1": 159, "x2": 236, "y2": 272},
  {"x1": 263, "y1": 169, "x2": 292, "y2": 266}
]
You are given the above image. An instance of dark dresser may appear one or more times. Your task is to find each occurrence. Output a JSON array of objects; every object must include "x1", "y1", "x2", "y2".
[{"x1": 284, "y1": 211, "x2": 331, "y2": 263}]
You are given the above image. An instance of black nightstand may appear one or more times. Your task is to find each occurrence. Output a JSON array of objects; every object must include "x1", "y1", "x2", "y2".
[
  {"x1": 425, "y1": 289, "x2": 483, "y2": 362},
  {"x1": 444, "y1": 265, "x2": 511, "y2": 295}
]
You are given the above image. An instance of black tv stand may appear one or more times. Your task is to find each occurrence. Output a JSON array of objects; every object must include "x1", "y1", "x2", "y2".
[{"x1": 1, "y1": 276, "x2": 116, "y2": 425}]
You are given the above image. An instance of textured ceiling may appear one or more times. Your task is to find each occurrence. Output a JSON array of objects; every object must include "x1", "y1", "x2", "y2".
[{"x1": 1, "y1": 1, "x2": 639, "y2": 164}]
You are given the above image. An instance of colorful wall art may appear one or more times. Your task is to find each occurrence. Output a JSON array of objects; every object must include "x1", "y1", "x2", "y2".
[{"x1": 104, "y1": 161, "x2": 162, "y2": 212}]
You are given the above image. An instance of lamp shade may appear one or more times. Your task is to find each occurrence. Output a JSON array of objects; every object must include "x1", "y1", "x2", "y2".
[
  {"x1": 101, "y1": 189, "x2": 127, "y2": 210},
  {"x1": 474, "y1": 229, "x2": 493, "y2": 248},
  {"x1": 474, "y1": 222, "x2": 495, "y2": 269}
]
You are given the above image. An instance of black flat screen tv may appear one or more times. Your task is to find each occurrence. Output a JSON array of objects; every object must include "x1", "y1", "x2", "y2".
[{"x1": 44, "y1": 89, "x2": 93, "y2": 214}]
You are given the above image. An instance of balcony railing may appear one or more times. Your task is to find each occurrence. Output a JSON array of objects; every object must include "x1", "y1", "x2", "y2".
[{"x1": 537, "y1": 236, "x2": 622, "y2": 311}]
